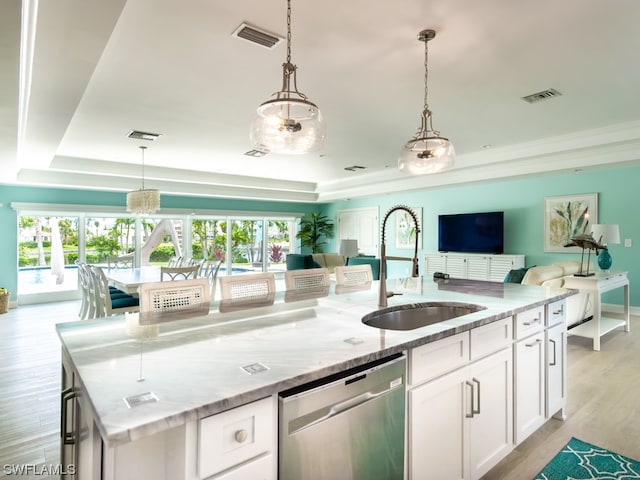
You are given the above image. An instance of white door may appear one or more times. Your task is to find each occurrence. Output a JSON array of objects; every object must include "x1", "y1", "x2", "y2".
[{"x1": 337, "y1": 207, "x2": 379, "y2": 255}]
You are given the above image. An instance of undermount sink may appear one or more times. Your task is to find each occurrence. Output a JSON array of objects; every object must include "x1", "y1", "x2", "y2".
[{"x1": 362, "y1": 302, "x2": 487, "y2": 331}]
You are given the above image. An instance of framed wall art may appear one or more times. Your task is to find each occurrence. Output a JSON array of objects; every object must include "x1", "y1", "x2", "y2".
[
  {"x1": 544, "y1": 193, "x2": 598, "y2": 252},
  {"x1": 395, "y1": 207, "x2": 422, "y2": 249}
]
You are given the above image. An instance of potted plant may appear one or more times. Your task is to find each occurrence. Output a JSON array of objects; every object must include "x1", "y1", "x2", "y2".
[
  {"x1": 296, "y1": 213, "x2": 335, "y2": 253},
  {"x1": 0, "y1": 287, "x2": 9, "y2": 314}
]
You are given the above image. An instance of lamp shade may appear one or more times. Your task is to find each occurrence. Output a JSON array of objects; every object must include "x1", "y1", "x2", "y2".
[
  {"x1": 398, "y1": 135, "x2": 455, "y2": 174},
  {"x1": 339, "y1": 239, "x2": 359, "y2": 258},
  {"x1": 127, "y1": 189, "x2": 160, "y2": 215},
  {"x1": 591, "y1": 224, "x2": 620, "y2": 245},
  {"x1": 251, "y1": 96, "x2": 325, "y2": 154}
]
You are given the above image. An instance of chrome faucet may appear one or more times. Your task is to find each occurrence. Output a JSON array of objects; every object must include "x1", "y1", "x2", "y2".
[{"x1": 379, "y1": 205, "x2": 421, "y2": 307}]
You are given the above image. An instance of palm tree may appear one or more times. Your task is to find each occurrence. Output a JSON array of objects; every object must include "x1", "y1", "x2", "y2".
[{"x1": 296, "y1": 213, "x2": 334, "y2": 253}]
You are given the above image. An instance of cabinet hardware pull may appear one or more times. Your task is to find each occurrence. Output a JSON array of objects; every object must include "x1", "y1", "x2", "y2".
[
  {"x1": 525, "y1": 338, "x2": 542, "y2": 348},
  {"x1": 234, "y1": 429, "x2": 248, "y2": 443},
  {"x1": 61, "y1": 389, "x2": 76, "y2": 445},
  {"x1": 523, "y1": 316, "x2": 541, "y2": 326},
  {"x1": 553, "y1": 306, "x2": 564, "y2": 315},
  {"x1": 549, "y1": 338, "x2": 557, "y2": 366},
  {"x1": 472, "y1": 378, "x2": 481, "y2": 415},
  {"x1": 465, "y1": 380, "x2": 474, "y2": 418}
]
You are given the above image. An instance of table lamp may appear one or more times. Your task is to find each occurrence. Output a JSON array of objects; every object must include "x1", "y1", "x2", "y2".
[
  {"x1": 590, "y1": 224, "x2": 620, "y2": 270},
  {"x1": 339, "y1": 239, "x2": 359, "y2": 258}
]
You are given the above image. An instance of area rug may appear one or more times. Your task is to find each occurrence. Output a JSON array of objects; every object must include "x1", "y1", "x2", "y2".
[{"x1": 534, "y1": 437, "x2": 640, "y2": 479}]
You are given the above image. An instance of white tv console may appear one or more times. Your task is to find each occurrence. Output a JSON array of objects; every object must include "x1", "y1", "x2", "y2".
[{"x1": 424, "y1": 252, "x2": 525, "y2": 282}]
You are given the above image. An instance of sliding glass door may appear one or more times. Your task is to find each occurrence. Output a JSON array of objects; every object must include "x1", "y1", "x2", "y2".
[{"x1": 17, "y1": 215, "x2": 79, "y2": 295}]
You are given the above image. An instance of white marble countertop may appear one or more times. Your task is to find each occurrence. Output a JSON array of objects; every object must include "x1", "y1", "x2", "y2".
[{"x1": 56, "y1": 276, "x2": 574, "y2": 447}]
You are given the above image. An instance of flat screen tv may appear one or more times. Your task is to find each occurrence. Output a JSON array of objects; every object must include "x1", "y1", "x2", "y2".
[{"x1": 438, "y1": 211, "x2": 504, "y2": 254}]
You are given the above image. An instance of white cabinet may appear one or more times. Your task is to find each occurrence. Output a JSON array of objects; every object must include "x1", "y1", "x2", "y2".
[
  {"x1": 100, "y1": 397, "x2": 276, "y2": 480},
  {"x1": 408, "y1": 319, "x2": 513, "y2": 480},
  {"x1": 513, "y1": 331, "x2": 545, "y2": 444},
  {"x1": 513, "y1": 306, "x2": 546, "y2": 445},
  {"x1": 546, "y1": 299, "x2": 567, "y2": 420},
  {"x1": 199, "y1": 397, "x2": 274, "y2": 479},
  {"x1": 424, "y1": 253, "x2": 525, "y2": 282},
  {"x1": 61, "y1": 349, "x2": 102, "y2": 480},
  {"x1": 546, "y1": 322, "x2": 566, "y2": 419}
]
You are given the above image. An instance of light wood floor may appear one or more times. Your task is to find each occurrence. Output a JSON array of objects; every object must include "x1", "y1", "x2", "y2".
[{"x1": 0, "y1": 302, "x2": 638, "y2": 479}]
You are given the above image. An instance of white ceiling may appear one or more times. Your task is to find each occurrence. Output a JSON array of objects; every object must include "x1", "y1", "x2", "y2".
[{"x1": 2, "y1": 0, "x2": 640, "y2": 203}]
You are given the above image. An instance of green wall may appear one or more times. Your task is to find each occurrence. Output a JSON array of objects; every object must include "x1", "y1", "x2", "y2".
[
  {"x1": 0, "y1": 184, "x2": 321, "y2": 296},
  {"x1": 322, "y1": 165, "x2": 639, "y2": 307}
]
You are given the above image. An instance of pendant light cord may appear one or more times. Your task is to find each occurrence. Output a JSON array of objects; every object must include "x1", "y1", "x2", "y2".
[
  {"x1": 286, "y1": 0, "x2": 292, "y2": 64},
  {"x1": 423, "y1": 36, "x2": 429, "y2": 112},
  {"x1": 139, "y1": 146, "x2": 147, "y2": 190}
]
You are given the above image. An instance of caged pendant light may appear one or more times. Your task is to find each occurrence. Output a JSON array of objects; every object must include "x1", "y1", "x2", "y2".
[
  {"x1": 398, "y1": 29, "x2": 455, "y2": 174},
  {"x1": 126, "y1": 146, "x2": 160, "y2": 215},
  {"x1": 250, "y1": 0, "x2": 325, "y2": 155}
]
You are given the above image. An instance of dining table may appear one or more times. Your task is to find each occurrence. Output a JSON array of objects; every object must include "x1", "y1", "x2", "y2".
[{"x1": 106, "y1": 266, "x2": 162, "y2": 294}]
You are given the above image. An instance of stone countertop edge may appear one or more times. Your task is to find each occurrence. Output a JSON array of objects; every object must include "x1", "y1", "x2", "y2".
[{"x1": 58, "y1": 285, "x2": 576, "y2": 448}]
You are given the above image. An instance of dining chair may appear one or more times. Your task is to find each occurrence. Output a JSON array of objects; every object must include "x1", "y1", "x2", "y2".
[
  {"x1": 92, "y1": 266, "x2": 140, "y2": 317},
  {"x1": 160, "y1": 265, "x2": 199, "y2": 281},
  {"x1": 334, "y1": 264, "x2": 373, "y2": 286},
  {"x1": 138, "y1": 278, "x2": 211, "y2": 318},
  {"x1": 284, "y1": 267, "x2": 330, "y2": 290},
  {"x1": 76, "y1": 261, "x2": 92, "y2": 319},
  {"x1": 219, "y1": 272, "x2": 276, "y2": 302},
  {"x1": 107, "y1": 255, "x2": 134, "y2": 269},
  {"x1": 200, "y1": 260, "x2": 223, "y2": 299},
  {"x1": 166, "y1": 256, "x2": 182, "y2": 267}
]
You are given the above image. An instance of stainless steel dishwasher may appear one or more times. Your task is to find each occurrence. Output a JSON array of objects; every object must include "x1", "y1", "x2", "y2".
[{"x1": 279, "y1": 353, "x2": 406, "y2": 480}]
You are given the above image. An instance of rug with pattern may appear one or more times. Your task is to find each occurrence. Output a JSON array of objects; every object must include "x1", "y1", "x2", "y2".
[{"x1": 534, "y1": 437, "x2": 640, "y2": 480}]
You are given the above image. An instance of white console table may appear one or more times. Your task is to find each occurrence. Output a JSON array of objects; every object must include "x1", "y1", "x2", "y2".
[{"x1": 563, "y1": 271, "x2": 630, "y2": 351}]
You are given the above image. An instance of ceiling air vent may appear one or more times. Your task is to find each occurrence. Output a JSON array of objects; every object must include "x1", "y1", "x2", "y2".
[
  {"x1": 344, "y1": 165, "x2": 367, "y2": 172},
  {"x1": 232, "y1": 23, "x2": 282, "y2": 49},
  {"x1": 521, "y1": 88, "x2": 562, "y2": 104},
  {"x1": 244, "y1": 149, "x2": 268, "y2": 157},
  {"x1": 127, "y1": 130, "x2": 162, "y2": 141}
]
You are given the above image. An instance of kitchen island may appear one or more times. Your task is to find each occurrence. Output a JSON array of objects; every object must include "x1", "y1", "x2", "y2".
[{"x1": 57, "y1": 276, "x2": 575, "y2": 480}]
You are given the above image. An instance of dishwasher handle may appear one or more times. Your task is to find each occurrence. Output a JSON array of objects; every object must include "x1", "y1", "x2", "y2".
[{"x1": 288, "y1": 382, "x2": 400, "y2": 435}]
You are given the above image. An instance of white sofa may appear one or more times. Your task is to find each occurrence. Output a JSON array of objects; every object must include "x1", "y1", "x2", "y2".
[{"x1": 521, "y1": 260, "x2": 593, "y2": 327}]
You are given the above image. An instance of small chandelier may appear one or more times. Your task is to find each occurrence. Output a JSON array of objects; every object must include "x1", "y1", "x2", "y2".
[
  {"x1": 126, "y1": 146, "x2": 160, "y2": 215},
  {"x1": 398, "y1": 29, "x2": 455, "y2": 174},
  {"x1": 250, "y1": 0, "x2": 325, "y2": 155}
]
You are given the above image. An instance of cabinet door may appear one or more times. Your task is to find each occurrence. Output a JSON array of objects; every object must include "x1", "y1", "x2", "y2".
[
  {"x1": 488, "y1": 257, "x2": 517, "y2": 282},
  {"x1": 546, "y1": 323, "x2": 566, "y2": 419},
  {"x1": 409, "y1": 367, "x2": 469, "y2": 480},
  {"x1": 424, "y1": 254, "x2": 446, "y2": 276},
  {"x1": 465, "y1": 256, "x2": 489, "y2": 280},
  {"x1": 468, "y1": 348, "x2": 513, "y2": 480},
  {"x1": 514, "y1": 332, "x2": 546, "y2": 444},
  {"x1": 446, "y1": 256, "x2": 466, "y2": 279}
]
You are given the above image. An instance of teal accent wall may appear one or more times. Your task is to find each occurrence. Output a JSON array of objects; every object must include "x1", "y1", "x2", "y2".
[
  {"x1": 322, "y1": 165, "x2": 639, "y2": 307},
  {"x1": 0, "y1": 184, "x2": 321, "y2": 296},
  {"x1": 1, "y1": 165, "x2": 638, "y2": 308}
]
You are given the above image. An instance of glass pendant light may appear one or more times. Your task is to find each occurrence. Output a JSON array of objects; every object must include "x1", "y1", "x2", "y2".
[
  {"x1": 126, "y1": 146, "x2": 160, "y2": 215},
  {"x1": 398, "y1": 29, "x2": 455, "y2": 174},
  {"x1": 250, "y1": 0, "x2": 325, "y2": 154}
]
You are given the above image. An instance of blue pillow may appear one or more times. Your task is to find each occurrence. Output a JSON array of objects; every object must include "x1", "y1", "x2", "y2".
[{"x1": 504, "y1": 266, "x2": 535, "y2": 284}]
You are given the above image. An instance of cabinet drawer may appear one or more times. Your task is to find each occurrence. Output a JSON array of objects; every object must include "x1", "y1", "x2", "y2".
[
  {"x1": 546, "y1": 299, "x2": 566, "y2": 327},
  {"x1": 470, "y1": 318, "x2": 512, "y2": 360},
  {"x1": 207, "y1": 453, "x2": 273, "y2": 480},
  {"x1": 199, "y1": 397, "x2": 274, "y2": 479},
  {"x1": 514, "y1": 306, "x2": 544, "y2": 339},
  {"x1": 409, "y1": 332, "x2": 469, "y2": 386}
]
